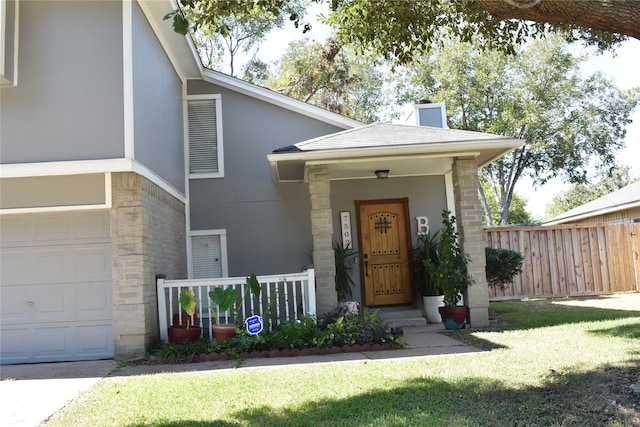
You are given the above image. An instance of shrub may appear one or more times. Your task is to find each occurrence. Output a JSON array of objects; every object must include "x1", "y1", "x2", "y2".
[
  {"x1": 485, "y1": 247, "x2": 524, "y2": 290},
  {"x1": 316, "y1": 308, "x2": 402, "y2": 348},
  {"x1": 148, "y1": 309, "x2": 403, "y2": 362},
  {"x1": 411, "y1": 230, "x2": 440, "y2": 296},
  {"x1": 424, "y1": 211, "x2": 472, "y2": 306}
]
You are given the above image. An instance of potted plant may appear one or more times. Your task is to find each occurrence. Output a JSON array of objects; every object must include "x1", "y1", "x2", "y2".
[
  {"x1": 423, "y1": 210, "x2": 472, "y2": 330},
  {"x1": 334, "y1": 241, "x2": 358, "y2": 305},
  {"x1": 208, "y1": 274, "x2": 262, "y2": 342},
  {"x1": 168, "y1": 288, "x2": 202, "y2": 344},
  {"x1": 412, "y1": 229, "x2": 443, "y2": 323}
]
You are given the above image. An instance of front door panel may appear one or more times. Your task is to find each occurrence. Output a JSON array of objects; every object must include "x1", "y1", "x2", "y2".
[{"x1": 356, "y1": 199, "x2": 413, "y2": 306}]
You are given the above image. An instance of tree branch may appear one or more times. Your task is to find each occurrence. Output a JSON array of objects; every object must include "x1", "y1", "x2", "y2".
[{"x1": 476, "y1": 0, "x2": 640, "y2": 39}]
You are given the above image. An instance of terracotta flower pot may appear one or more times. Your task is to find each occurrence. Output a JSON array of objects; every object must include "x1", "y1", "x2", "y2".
[
  {"x1": 438, "y1": 306, "x2": 468, "y2": 330},
  {"x1": 167, "y1": 325, "x2": 202, "y2": 344},
  {"x1": 212, "y1": 324, "x2": 237, "y2": 342}
]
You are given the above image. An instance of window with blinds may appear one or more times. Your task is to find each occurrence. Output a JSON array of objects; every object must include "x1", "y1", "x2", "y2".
[
  {"x1": 187, "y1": 97, "x2": 222, "y2": 175},
  {"x1": 191, "y1": 234, "x2": 223, "y2": 279}
]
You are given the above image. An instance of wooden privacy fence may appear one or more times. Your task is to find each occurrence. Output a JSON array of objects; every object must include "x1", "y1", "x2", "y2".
[{"x1": 483, "y1": 223, "x2": 640, "y2": 300}]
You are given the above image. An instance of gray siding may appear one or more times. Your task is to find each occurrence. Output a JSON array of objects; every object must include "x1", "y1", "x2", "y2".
[
  {"x1": 0, "y1": 1, "x2": 124, "y2": 164},
  {"x1": 188, "y1": 80, "x2": 344, "y2": 276},
  {"x1": 132, "y1": 2, "x2": 185, "y2": 192}
]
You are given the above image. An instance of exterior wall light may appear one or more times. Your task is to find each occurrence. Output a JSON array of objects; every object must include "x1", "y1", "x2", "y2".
[{"x1": 375, "y1": 169, "x2": 390, "y2": 180}]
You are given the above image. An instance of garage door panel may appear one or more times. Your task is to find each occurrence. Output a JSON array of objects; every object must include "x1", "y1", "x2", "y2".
[
  {"x1": 30, "y1": 249, "x2": 68, "y2": 282},
  {"x1": 0, "y1": 287, "x2": 30, "y2": 322},
  {"x1": 2, "y1": 244, "x2": 111, "y2": 285},
  {"x1": 76, "y1": 282, "x2": 112, "y2": 320},
  {"x1": 33, "y1": 289, "x2": 71, "y2": 322},
  {"x1": 73, "y1": 212, "x2": 111, "y2": 240},
  {"x1": 0, "y1": 216, "x2": 28, "y2": 243},
  {"x1": 34, "y1": 327, "x2": 71, "y2": 356},
  {"x1": 77, "y1": 324, "x2": 114, "y2": 355},
  {"x1": 0, "y1": 248, "x2": 28, "y2": 285},
  {"x1": 0, "y1": 328, "x2": 31, "y2": 363},
  {"x1": 34, "y1": 215, "x2": 69, "y2": 243},
  {"x1": 74, "y1": 245, "x2": 112, "y2": 279}
]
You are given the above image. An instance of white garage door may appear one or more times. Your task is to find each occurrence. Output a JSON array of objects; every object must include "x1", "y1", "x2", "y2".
[{"x1": 1, "y1": 211, "x2": 113, "y2": 364}]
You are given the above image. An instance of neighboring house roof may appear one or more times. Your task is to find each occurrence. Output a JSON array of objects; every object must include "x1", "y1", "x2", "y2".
[
  {"x1": 140, "y1": 0, "x2": 361, "y2": 130},
  {"x1": 268, "y1": 122, "x2": 523, "y2": 182},
  {"x1": 544, "y1": 180, "x2": 640, "y2": 225}
]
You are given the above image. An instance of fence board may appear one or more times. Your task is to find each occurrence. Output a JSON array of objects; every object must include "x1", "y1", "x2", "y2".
[
  {"x1": 483, "y1": 224, "x2": 638, "y2": 301},
  {"x1": 634, "y1": 223, "x2": 640, "y2": 289}
]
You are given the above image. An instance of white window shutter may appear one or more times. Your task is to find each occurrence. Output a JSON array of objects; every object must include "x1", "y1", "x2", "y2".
[
  {"x1": 188, "y1": 99, "x2": 218, "y2": 173},
  {"x1": 191, "y1": 235, "x2": 223, "y2": 279}
]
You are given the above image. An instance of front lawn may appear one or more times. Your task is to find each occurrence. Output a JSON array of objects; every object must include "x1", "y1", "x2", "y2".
[{"x1": 45, "y1": 298, "x2": 640, "y2": 426}]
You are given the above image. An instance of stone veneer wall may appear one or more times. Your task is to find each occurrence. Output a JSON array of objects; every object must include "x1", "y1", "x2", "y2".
[
  {"x1": 110, "y1": 172, "x2": 187, "y2": 359},
  {"x1": 308, "y1": 165, "x2": 337, "y2": 314},
  {"x1": 452, "y1": 158, "x2": 489, "y2": 327}
]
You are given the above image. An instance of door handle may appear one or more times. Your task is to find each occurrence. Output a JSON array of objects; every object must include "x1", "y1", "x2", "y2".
[{"x1": 364, "y1": 253, "x2": 369, "y2": 277}]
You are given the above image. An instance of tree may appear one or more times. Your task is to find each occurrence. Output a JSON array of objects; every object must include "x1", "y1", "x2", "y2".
[
  {"x1": 167, "y1": 0, "x2": 634, "y2": 65},
  {"x1": 480, "y1": 177, "x2": 534, "y2": 225},
  {"x1": 266, "y1": 37, "x2": 395, "y2": 123},
  {"x1": 546, "y1": 166, "x2": 636, "y2": 218},
  {"x1": 183, "y1": 1, "x2": 306, "y2": 76},
  {"x1": 397, "y1": 35, "x2": 640, "y2": 225}
]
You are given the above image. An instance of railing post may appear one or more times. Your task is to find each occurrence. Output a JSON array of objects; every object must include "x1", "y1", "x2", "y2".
[
  {"x1": 306, "y1": 268, "x2": 316, "y2": 316},
  {"x1": 156, "y1": 275, "x2": 168, "y2": 342}
]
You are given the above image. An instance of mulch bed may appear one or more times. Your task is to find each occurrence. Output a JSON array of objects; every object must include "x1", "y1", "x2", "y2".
[{"x1": 149, "y1": 343, "x2": 399, "y2": 364}]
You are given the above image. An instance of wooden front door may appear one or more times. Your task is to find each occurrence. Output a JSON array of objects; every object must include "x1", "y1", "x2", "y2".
[{"x1": 356, "y1": 198, "x2": 413, "y2": 306}]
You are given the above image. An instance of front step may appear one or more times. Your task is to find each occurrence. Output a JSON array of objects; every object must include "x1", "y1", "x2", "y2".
[{"x1": 379, "y1": 309, "x2": 426, "y2": 327}]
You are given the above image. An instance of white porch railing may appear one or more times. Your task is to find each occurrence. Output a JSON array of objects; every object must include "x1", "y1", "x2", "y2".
[{"x1": 156, "y1": 269, "x2": 316, "y2": 342}]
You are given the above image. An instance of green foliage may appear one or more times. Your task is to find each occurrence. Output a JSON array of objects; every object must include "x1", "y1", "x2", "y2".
[
  {"x1": 334, "y1": 241, "x2": 358, "y2": 302},
  {"x1": 270, "y1": 315, "x2": 322, "y2": 349},
  {"x1": 484, "y1": 247, "x2": 524, "y2": 291},
  {"x1": 168, "y1": 0, "x2": 627, "y2": 66},
  {"x1": 316, "y1": 308, "x2": 402, "y2": 348},
  {"x1": 168, "y1": 0, "x2": 307, "y2": 76},
  {"x1": 480, "y1": 177, "x2": 534, "y2": 225},
  {"x1": 178, "y1": 289, "x2": 197, "y2": 328},
  {"x1": 399, "y1": 36, "x2": 639, "y2": 225},
  {"x1": 423, "y1": 210, "x2": 472, "y2": 306},
  {"x1": 411, "y1": 230, "x2": 441, "y2": 296},
  {"x1": 208, "y1": 287, "x2": 239, "y2": 325},
  {"x1": 267, "y1": 38, "x2": 394, "y2": 123},
  {"x1": 206, "y1": 276, "x2": 262, "y2": 327},
  {"x1": 150, "y1": 310, "x2": 401, "y2": 358}
]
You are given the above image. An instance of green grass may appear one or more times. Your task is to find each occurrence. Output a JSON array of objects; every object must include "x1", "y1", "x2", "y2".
[{"x1": 46, "y1": 299, "x2": 640, "y2": 427}]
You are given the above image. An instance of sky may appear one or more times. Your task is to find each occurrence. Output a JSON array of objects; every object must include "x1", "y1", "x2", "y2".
[{"x1": 231, "y1": 11, "x2": 640, "y2": 221}]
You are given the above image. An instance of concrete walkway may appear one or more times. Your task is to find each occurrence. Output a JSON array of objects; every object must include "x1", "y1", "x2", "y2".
[{"x1": 0, "y1": 323, "x2": 478, "y2": 427}]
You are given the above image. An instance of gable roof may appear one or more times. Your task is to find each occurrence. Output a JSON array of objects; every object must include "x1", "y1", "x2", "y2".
[
  {"x1": 545, "y1": 180, "x2": 640, "y2": 225},
  {"x1": 139, "y1": 0, "x2": 361, "y2": 130},
  {"x1": 268, "y1": 122, "x2": 523, "y2": 182}
]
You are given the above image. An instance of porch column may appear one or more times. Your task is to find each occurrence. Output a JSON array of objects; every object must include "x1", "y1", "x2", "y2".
[
  {"x1": 308, "y1": 164, "x2": 337, "y2": 314},
  {"x1": 452, "y1": 157, "x2": 489, "y2": 327}
]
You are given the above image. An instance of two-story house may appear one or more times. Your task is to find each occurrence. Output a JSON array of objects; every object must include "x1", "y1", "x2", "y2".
[{"x1": 0, "y1": 0, "x2": 521, "y2": 364}]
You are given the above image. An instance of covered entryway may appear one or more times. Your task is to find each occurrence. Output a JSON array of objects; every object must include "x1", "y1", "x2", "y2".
[
  {"x1": 356, "y1": 199, "x2": 413, "y2": 306},
  {"x1": 0, "y1": 211, "x2": 113, "y2": 364},
  {"x1": 268, "y1": 121, "x2": 523, "y2": 325}
]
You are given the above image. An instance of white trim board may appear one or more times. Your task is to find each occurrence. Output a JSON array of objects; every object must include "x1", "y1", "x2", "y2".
[{"x1": 0, "y1": 159, "x2": 187, "y2": 203}]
